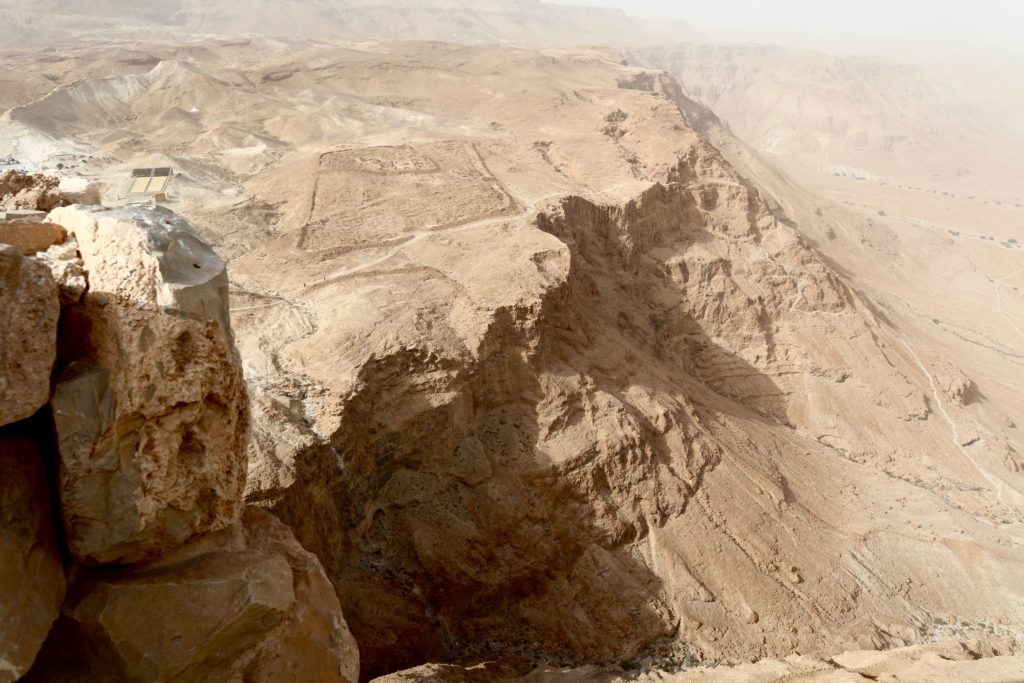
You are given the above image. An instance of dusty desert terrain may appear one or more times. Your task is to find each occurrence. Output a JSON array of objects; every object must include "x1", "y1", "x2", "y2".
[{"x1": 1, "y1": 3, "x2": 1023, "y2": 681}]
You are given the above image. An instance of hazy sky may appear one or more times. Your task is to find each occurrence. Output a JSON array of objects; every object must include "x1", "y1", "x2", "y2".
[{"x1": 545, "y1": 0, "x2": 1024, "y2": 55}]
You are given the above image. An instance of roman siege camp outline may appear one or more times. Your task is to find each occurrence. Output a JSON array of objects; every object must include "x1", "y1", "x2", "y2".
[{"x1": 296, "y1": 141, "x2": 520, "y2": 259}]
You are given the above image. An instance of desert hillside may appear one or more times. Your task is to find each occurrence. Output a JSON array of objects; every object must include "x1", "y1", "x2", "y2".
[{"x1": 0, "y1": 19, "x2": 1022, "y2": 683}]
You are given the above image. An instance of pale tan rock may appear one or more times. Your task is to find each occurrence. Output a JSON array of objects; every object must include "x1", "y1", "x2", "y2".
[
  {"x1": 371, "y1": 662, "x2": 524, "y2": 683},
  {"x1": 0, "y1": 437, "x2": 66, "y2": 683},
  {"x1": 6, "y1": 41, "x2": 1024, "y2": 678},
  {"x1": 0, "y1": 171, "x2": 63, "y2": 212},
  {"x1": 221, "y1": 48, "x2": 1024, "y2": 674},
  {"x1": 0, "y1": 244, "x2": 59, "y2": 427},
  {"x1": 48, "y1": 204, "x2": 235, "y2": 348},
  {"x1": 33, "y1": 235, "x2": 86, "y2": 305},
  {"x1": 934, "y1": 360, "x2": 977, "y2": 406},
  {"x1": 0, "y1": 220, "x2": 66, "y2": 253},
  {"x1": 48, "y1": 205, "x2": 248, "y2": 564},
  {"x1": 58, "y1": 177, "x2": 101, "y2": 206},
  {"x1": 386, "y1": 641, "x2": 1024, "y2": 682},
  {"x1": 27, "y1": 507, "x2": 357, "y2": 683}
]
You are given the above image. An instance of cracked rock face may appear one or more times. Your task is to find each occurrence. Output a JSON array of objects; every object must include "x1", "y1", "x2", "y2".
[
  {"x1": 47, "y1": 205, "x2": 249, "y2": 565},
  {"x1": 0, "y1": 195, "x2": 357, "y2": 681},
  {"x1": 0, "y1": 245, "x2": 59, "y2": 428},
  {"x1": 27, "y1": 508, "x2": 357, "y2": 683},
  {"x1": 0, "y1": 437, "x2": 65, "y2": 683},
  {"x1": 238, "y1": 507, "x2": 360, "y2": 683}
]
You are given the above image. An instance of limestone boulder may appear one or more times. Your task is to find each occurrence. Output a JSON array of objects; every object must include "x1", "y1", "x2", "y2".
[
  {"x1": 48, "y1": 205, "x2": 235, "y2": 347},
  {"x1": 0, "y1": 437, "x2": 66, "y2": 683},
  {"x1": 0, "y1": 221, "x2": 67, "y2": 254},
  {"x1": 240, "y1": 507, "x2": 360, "y2": 683},
  {"x1": 43, "y1": 548, "x2": 295, "y2": 682},
  {"x1": 58, "y1": 177, "x2": 102, "y2": 206},
  {"x1": 34, "y1": 236, "x2": 87, "y2": 305},
  {"x1": 27, "y1": 507, "x2": 358, "y2": 683},
  {"x1": 0, "y1": 171, "x2": 63, "y2": 212},
  {"x1": 0, "y1": 245, "x2": 59, "y2": 427},
  {"x1": 48, "y1": 205, "x2": 249, "y2": 564}
]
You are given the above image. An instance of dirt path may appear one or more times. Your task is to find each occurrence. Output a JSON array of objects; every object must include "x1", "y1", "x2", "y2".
[{"x1": 898, "y1": 338, "x2": 1009, "y2": 507}]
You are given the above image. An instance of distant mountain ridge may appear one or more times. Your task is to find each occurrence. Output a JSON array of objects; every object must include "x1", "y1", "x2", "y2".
[{"x1": 0, "y1": 0, "x2": 702, "y2": 46}]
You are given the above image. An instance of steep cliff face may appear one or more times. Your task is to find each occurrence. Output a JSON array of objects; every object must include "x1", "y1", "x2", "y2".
[
  {"x1": 181, "y1": 46, "x2": 1022, "y2": 679},
  {"x1": 264, "y1": 134, "x2": 1024, "y2": 677}
]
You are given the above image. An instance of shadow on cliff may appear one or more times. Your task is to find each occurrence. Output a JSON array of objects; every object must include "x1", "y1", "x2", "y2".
[
  {"x1": 263, "y1": 179, "x2": 797, "y2": 680},
  {"x1": 537, "y1": 187, "x2": 794, "y2": 429},
  {"x1": 268, "y1": 310, "x2": 678, "y2": 680}
]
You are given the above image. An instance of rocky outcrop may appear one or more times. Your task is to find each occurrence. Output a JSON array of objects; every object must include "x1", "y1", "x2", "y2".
[
  {"x1": 0, "y1": 437, "x2": 65, "y2": 683},
  {"x1": 48, "y1": 205, "x2": 249, "y2": 565},
  {"x1": 253, "y1": 128, "x2": 1024, "y2": 677},
  {"x1": 4, "y1": 43, "x2": 1020, "y2": 683},
  {"x1": 0, "y1": 170, "x2": 63, "y2": 212},
  {"x1": 373, "y1": 639, "x2": 1024, "y2": 682},
  {"x1": 255, "y1": 144, "x2": 858, "y2": 676},
  {"x1": 0, "y1": 201, "x2": 358, "y2": 681},
  {"x1": 237, "y1": 507, "x2": 360, "y2": 682},
  {"x1": 0, "y1": 245, "x2": 59, "y2": 427},
  {"x1": 30, "y1": 508, "x2": 358, "y2": 683},
  {"x1": 57, "y1": 177, "x2": 102, "y2": 206}
]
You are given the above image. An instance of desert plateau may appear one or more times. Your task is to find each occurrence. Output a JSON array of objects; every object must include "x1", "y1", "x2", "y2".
[{"x1": 0, "y1": 1, "x2": 1022, "y2": 681}]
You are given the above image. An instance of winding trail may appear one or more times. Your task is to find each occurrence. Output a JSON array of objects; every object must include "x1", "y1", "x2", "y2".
[
  {"x1": 987, "y1": 266, "x2": 1024, "y2": 343},
  {"x1": 898, "y1": 338, "x2": 1007, "y2": 506}
]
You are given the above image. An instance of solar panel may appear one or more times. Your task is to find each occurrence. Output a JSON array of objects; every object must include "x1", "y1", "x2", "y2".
[
  {"x1": 132, "y1": 167, "x2": 172, "y2": 177},
  {"x1": 130, "y1": 177, "x2": 151, "y2": 194}
]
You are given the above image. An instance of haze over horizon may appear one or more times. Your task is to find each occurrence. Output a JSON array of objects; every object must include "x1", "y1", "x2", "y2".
[{"x1": 546, "y1": 0, "x2": 1024, "y2": 57}]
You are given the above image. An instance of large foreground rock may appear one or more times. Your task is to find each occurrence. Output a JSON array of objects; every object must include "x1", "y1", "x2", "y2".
[
  {"x1": 27, "y1": 508, "x2": 358, "y2": 683},
  {"x1": 48, "y1": 205, "x2": 249, "y2": 564},
  {"x1": 239, "y1": 508, "x2": 360, "y2": 682},
  {"x1": 0, "y1": 245, "x2": 59, "y2": 427},
  {"x1": 0, "y1": 221, "x2": 66, "y2": 254},
  {"x1": 0, "y1": 437, "x2": 66, "y2": 683}
]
